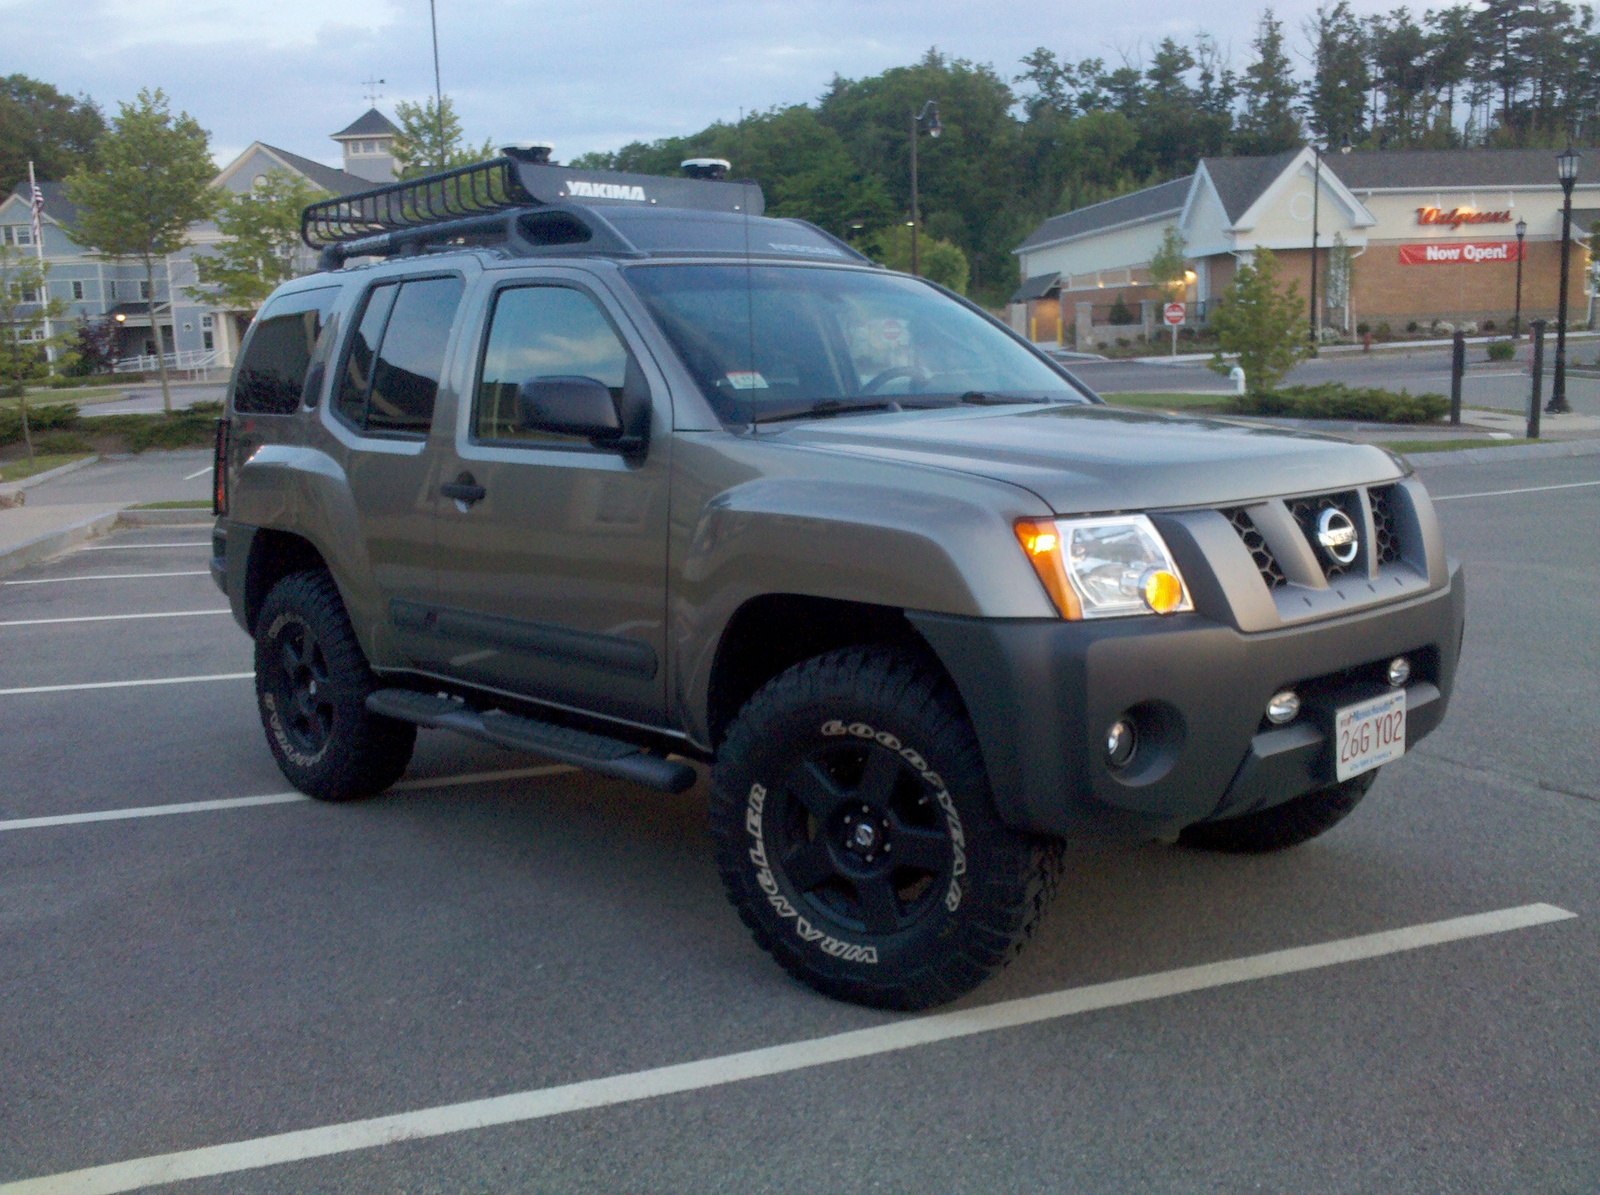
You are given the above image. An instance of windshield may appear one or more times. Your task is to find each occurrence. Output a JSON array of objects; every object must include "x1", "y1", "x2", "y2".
[{"x1": 625, "y1": 264, "x2": 1090, "y2": 424}]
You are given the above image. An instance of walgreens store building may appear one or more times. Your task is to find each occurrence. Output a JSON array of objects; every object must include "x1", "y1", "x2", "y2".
[{"x1": 1012, "y1": 147, "x2": 1597, "y2": 342}]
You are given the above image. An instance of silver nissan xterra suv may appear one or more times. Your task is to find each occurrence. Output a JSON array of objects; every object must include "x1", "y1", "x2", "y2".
[{"x1": 210, "y1": 151, "x2": 1465, "y2": 1009}]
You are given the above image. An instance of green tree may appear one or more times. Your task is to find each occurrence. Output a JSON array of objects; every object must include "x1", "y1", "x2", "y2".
[
  {"x1": 0, "y1": 75, "x2": 104, "y2": 192},
  {"x1": 0, "y1": 246, "x2": 75, "y2": 459},
  {"x1": 871, "y1": 223, "x2": 970, "y2": 294},
  {"x1": 192, "y1": 169, "x2": 327, "y2": 314},
  {"x1": 392, "y1": 95, "x2": 495, "y2": 178},
  {"x1": 1210, "y1": 247, "x2": 1309, "y2": 393},
  {"x1": 65, "y1": 89, "x2": 216, "y2": 413},
  {"x1": 1305, "y1": 3, "x2": 1370, "y2": 147},
  {"x1": 1236, "y1": 10, "x2": 1304, "y2": 155},
  {"x1": 1148, "y1": 224, "x2": 1187, "y2": 297}
]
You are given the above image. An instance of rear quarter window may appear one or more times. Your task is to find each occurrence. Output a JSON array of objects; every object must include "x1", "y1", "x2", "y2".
[{"x1": 232, "y1": 286, "x2": 341, "y2": 415}]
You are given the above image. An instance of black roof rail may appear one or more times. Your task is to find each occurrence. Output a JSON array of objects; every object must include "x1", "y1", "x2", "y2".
[
  {"x1": 302, "y1": 157, "x2": 533, "y2": 251},
  {"x1": 302, "y1": 156, "x2": 767, "y2": 265}
]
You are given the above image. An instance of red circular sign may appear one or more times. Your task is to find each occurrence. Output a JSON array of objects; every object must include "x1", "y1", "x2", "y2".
[{"x1": 1163, "y1": 302, "x2": 1186, "y2": 326}]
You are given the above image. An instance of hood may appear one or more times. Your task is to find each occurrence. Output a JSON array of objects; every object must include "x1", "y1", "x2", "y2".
[{"x1": 768, "y1": 404, "x2": 1407, "y2": 514}]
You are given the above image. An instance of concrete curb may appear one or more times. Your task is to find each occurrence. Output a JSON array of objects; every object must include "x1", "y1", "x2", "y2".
[
  {"x1": 1, "y1": 454, "x2": 101, "y2": 495},
  {"x1": 0, "y1": 507, "x2": 122, "y2": 580},
  {"x1": 116, "y1": 508, "x2": 213, "y2": 527},
  {"x1": 1405, "y1": 438, "x2": 1600, "y2": 468}
]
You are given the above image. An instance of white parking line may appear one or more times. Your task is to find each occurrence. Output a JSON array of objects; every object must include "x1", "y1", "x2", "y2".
[
  {"x1": 81, "y1": 542, "x2": 211, "y2": 551},
  {"x1": 2, "y1": 571, "x2": 210, "y2": 586},
  {"x1": 0, "y1": 610, "x2": 231, "y2": 628},
  {"x1": 0, "y1": 765, "x2": 577, "y2": 832},
  {"x1": 0, "y1": 672, "x2": 251, "y2": 697},
  {"x1": 1434, "y1": 479, "x2": 1600, "y2": 502},
  {"x1": 0, "y1": 903, "x2": 1572, "y2": 1195},
  {"x1": 183, "y1": 465, "x2": 213, "y2": 480}
]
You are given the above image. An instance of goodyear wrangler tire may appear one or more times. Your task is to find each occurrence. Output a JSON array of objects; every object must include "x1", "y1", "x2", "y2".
[
  {"x1": 1177, "y1": 769, "x2": 1378, "y2": 854},
  {"x1": 254, "y1": 570, "x2": 416, "y2": 802},
  {"x1": 710, "y1": 646, "x2": 1059, "y2": 1010}
]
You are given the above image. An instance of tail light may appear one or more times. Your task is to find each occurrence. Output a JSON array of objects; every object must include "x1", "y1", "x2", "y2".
[{"x1": 212, "y1": 419, "x2": 229, "y2": 516}]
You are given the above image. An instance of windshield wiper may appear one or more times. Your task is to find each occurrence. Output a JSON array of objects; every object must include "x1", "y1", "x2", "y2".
[
  {"x1": 752, "y1": 398, "x2": 904, "y2": 425},
  {"x1": 959, "y1": 391, "x2": 1051, "y2": 406}
]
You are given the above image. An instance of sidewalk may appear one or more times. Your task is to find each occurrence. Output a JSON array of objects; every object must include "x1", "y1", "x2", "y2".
[{"x1": 0, "y1": 502, "x2": 123, "y2": 579}]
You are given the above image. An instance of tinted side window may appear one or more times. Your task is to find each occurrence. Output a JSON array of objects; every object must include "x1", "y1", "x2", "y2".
[
  {"x1": 366, "y1": 277, "x2": 464, "y2": 435},
  {"x1": 334, "y1": 283, "x2": 397, "y2": 429},
  {"x1": 474, "y1": 286, "x2": 629, "y2": 446},
  {"x1": 233, "y1": 287, "x2": 339, "y2": 415}
]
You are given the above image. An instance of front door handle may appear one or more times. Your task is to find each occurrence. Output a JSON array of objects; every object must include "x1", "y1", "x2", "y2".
[{"x1": 441, "y1": 472, "x2": 487, "y2": 506}]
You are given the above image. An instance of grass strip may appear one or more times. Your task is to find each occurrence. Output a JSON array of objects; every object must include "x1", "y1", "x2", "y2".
[{"x1": 0, "y1": 452, "x2": 94, "y2": 484}]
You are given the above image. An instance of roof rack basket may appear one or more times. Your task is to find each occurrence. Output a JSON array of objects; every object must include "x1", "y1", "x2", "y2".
[{"x1": 302, "y1": 157, "x2": 534, "y2": 250}]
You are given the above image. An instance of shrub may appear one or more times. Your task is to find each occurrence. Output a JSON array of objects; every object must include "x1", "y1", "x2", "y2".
[
  {"x1": 1108, "y1": 295, "x2": 1137, "y2": 325},
  {"x1": 47, "y1": 373, "x2": 125, "y2": 389},
  {"x1": 1375, "y1": 322, "x2": 1392, "y2": 340},
  {"x1": 1207, "y1": 247, "x2": 1309, "y2": 394},
  {"x1": 0, "y1": 402, "x2": 80, "y2": 445},
  {"x1": 1232, "y1": 382, "x2": 1448, "y2": 423},
  {"x1": 31, "y1": 430, "x2": 92, "y2": 454},
  {"x1": 1486, "y1": 340, "x2": 1516, "y2": 362},
  {"x1": 1406, "y1": 321, "x2": 1420, "y2": 333},
  {"x1": 1356, "y1": 321, "x2": 1371, "y2": 336},
  {"x1": 1483, "y1": 320, "x2": 1497, "y2": 332}
]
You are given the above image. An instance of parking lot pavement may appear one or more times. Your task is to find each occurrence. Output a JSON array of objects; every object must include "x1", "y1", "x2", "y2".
[
  {"x1": 75, "y1": 383, "x2": 228, "y2": 418},
  {"x1": 2, "y1": 460, "x2": 1598, "y2": 1193},
  {"x1": 21, "y1": 450, "x2": 215, "y2": 510}
]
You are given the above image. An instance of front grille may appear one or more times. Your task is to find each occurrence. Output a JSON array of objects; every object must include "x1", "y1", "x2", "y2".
[
  {"x1": 1286, "y1": 491, "x2": 1360, "y2": 580},
  {"x1": 1223, "y1": 507, "x2": 1286, "y2": 589},
  {"x1": 1369, "y1": 485, "x2": 1403, "y2": 565}
]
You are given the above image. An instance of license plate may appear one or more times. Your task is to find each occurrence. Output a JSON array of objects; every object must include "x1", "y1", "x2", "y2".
[{"x1": 1334, "y1": 689, "x2": 1407, "y2": 782}]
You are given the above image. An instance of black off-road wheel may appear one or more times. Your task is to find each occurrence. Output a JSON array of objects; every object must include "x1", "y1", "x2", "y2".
[
  {"x1": 254, "y1": 570, "x2": 416, "y2": 802},
  {"x1": 710, "y1": 645, "x2": 1060, "y2": 1010},
  {"x1": 1178, "y1": 769, "x2": 1379, "y2": 854}
]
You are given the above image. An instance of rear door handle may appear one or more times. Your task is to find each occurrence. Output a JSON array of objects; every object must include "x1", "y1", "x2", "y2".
[{"x1": 441, "y1": 472, "x2": 486, "y2": 506}]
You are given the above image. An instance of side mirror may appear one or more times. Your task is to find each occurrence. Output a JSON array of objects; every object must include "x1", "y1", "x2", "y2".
[{"x1": 516, "y1": 376, "x2": 622, "y2": 440}]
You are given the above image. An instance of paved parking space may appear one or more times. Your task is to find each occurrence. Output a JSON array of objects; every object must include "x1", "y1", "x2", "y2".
[{"x1": 2, "y1": 461, "x2": 1597, "y2": 1193}]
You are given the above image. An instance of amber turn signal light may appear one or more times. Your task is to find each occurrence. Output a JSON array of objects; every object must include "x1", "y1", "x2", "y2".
[
  {"x1": 1014, "y1": 519, "x2": 1083, "y2": 619},
  {"x1": 1140, "y1": 568, "x2": 1185, "y2": 614}
]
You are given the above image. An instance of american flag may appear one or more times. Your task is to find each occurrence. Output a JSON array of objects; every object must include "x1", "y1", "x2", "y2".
[{"x1": 28, "y1": 165, "x2": 45, "y2": 247}]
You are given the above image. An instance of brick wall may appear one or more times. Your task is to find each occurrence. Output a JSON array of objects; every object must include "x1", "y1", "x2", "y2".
[
  {"x1": 1352, "y1": 239, "x2": 1589, "y2": 326},
  {"x1": 1194, "y1": 241, "x2": 1591, "y2": 330}
]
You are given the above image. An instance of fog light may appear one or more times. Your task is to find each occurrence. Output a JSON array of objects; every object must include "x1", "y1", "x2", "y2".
[
  {"x1": 1140, "y1": 569, "x2": 1185, "y2": 615},
  {"x1": 1266, "y1": 689, "x2": 1301, "y2": 725},
  {"x1": 1106, "y1": 718, "x2": 1138, "y2": 767},
  {"x1": 1387, "y1": 656, "x2": 1412, "y2": 687}
]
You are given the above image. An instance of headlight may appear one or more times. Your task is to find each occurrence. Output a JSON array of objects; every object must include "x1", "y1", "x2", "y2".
[{"x1": 1014, "y1": 514, "x2": 1193, "y2": 619}]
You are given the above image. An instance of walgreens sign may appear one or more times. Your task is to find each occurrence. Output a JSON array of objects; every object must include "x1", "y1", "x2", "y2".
[{"x1": 1399, "y1": 241, "x2": 1526, "y2": 265}]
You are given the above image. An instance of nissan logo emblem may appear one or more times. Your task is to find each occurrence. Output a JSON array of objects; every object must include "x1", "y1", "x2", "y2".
[{"x1": 1316, "y1": 508, "x2": 1360, "y2": 565}]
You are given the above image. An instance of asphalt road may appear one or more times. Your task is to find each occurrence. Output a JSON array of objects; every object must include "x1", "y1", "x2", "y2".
[
  {"x1": 1071, "y1": 336, "x2": 1600, "y2": 416},
  {"x1": 2, "y1": 451, "x2": 1598, "y2": 1193}
]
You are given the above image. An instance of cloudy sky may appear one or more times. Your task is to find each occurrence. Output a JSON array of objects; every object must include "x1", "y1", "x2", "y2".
[{"x1": 7, "y1": 0, "x2": 1389, "y2": 171}]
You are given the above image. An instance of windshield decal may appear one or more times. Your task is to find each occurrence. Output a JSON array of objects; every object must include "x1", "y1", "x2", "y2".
[{"x1": 725, "y1": 371, "x2": 769, "y2": 390}]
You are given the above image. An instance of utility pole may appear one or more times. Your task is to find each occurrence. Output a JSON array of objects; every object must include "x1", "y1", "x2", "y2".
[
  {"x1": 430, "y1": 0, "x2": 445, "y2": 171},
  {"x1": 908, "y1": 101, "x2": 940, "y2": 277}
]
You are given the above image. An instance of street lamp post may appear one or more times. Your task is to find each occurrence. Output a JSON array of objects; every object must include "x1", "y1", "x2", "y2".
[
  {"x1": 1307, "y1": 136, "x2": 1351, "y2": 346},
  {"x1": 1512, "y1": 216, "x2": 1527, "y2": 339},
  {"x1": 1547, "y1": 145, "x2": 1580, "y2": 415},
  {"x1": 909, "y1": 101, "x2": 941, "y2": 277}
]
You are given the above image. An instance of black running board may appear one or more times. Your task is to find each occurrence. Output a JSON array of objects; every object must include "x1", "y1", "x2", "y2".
[{"x1": 365, "y1": 689, "x2": 698, "y2": 794}]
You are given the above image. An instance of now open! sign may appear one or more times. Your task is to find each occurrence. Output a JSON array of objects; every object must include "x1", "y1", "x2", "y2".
[{"x1": 1398, "y1": 241, "x2": 1525, "y2": 266}]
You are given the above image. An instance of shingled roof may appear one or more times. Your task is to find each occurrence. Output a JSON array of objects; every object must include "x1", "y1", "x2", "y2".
[
  {"x1": 1014, "y1": 176, "x2": 1191, "y2": 253},
  {"x1": 1198, "y1": 150, "x2": 1299, "y2": 221},
  {"x1": 331, "y1": 108, "x2": 400, "y2": 140},
  {"x1": 5, "y1": 180, "x2": 79, "y2": 231},
  {"x1": 1329, "y1": 147, "x2": 1591, "y2": 191},
  {"x1": 254, "y1": 145, "x2": 374, "y2": 197}
]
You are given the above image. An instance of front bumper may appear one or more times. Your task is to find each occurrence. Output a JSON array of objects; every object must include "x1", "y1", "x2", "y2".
[{"x1": 909, "y1": 561, "x2": 1465, "y2": 838}]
